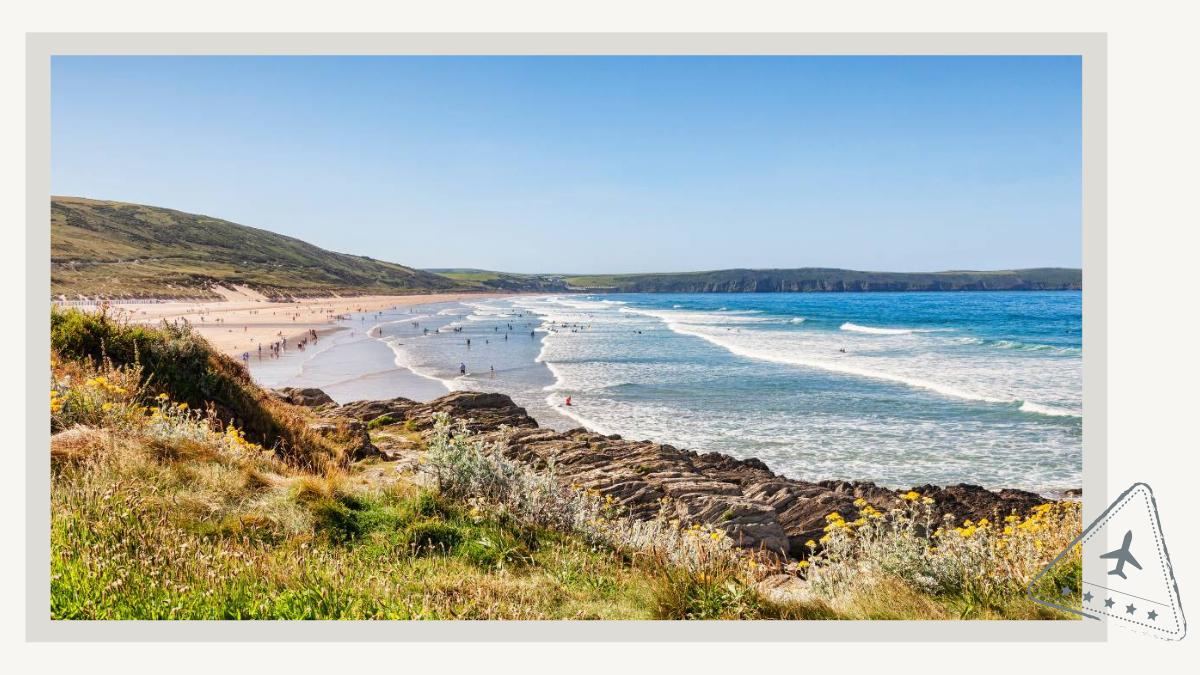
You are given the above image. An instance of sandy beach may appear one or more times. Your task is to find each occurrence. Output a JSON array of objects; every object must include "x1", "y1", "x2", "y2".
[{"x1": 104, "y1": 285, "x2": 510, "y2": 358}]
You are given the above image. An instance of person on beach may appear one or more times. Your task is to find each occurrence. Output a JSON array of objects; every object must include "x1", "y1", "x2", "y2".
[
  {"x1": 459, "y1": 362, "x2": 466, "y2": 376},
  {"x1": 565, "y1": 396, "x2": 572, "y2": 406}
]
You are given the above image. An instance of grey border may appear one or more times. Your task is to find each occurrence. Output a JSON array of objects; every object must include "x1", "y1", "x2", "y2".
[{"x1": 27, "y1": 32, "x2": 1106, "y2": 642}]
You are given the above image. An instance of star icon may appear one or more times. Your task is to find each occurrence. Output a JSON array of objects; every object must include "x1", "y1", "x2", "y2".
[
  {"x1": 1060, "y1": 586, "x2": 1072, "y2": 596},
  {"x1": 1083, "y1": 591, "x2": 1094, "y2": 603},
  {"x1": 1126, "y1": 603, "x2": 1137, "y2": 615},
  {"x1": 1104, "y1": 597, "x2": 1115, "y2": 608},
  {"x1": 1147, "y1": 610, "x2": 1158, "y2": 621}
]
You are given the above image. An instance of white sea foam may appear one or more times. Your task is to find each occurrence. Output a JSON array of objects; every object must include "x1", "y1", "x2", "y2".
[
  {"x1": 840, "y1": 322, "x2": 950, "y2": 335},
  {"x1": 789, "y1": 317, "x2": 807, "y2": 324},
  {"x1": 619, "y1": 306, "x2": 772, "y2": 325},
  {"x1": 641, "y1": 315, "x2": 1081, "y2": 418},
  {"x1": 544, "y1": 394, "x2": 617, "y2": 435},
  {"x1": 1018, "y1": 400, "x2": 1080, "y2": 417}
]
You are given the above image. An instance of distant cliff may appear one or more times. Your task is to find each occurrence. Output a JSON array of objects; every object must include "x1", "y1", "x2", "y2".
[{"x1": 564, "y1": 268, "x2": 1081, "y2": 293}]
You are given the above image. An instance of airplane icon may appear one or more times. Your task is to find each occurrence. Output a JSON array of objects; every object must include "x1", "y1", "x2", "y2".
[{"x1": 1100, "y1": 530, "x2": 1142, "y2": 579}]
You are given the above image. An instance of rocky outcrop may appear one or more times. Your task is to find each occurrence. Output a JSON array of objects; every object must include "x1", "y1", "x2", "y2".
[
  {"x1": 307, "y1": 387, "x2": 1050, "y2": 558},
  {"x1": 403, "y1": 391, "x2": 540, "y2": 433},
  {"x1": 327, "y1": 397, "x2": 417, "y2": 423},
  {"x1": 273, "y1": 387, "x2": 336, "y2": 408}
]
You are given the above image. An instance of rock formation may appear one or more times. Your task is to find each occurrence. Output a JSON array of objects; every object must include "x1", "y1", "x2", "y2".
[{"x1": 307, "y1": 390, "x2": 1048, "y2": 558}]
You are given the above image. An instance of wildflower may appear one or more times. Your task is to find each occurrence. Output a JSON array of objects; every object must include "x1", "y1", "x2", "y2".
[
  {"x1": 853, "y1": 497, "x2": 867, "y2": 507},
  {"x1": 156, "y1": 393, "x2": 169, "y2": 401},
  {"x1": 176, "y1": 402, "x2": 189, "y2": 411},
  {"x1": 805, "y1": 539, "x2": 817, "y2": 549},
  {"x1": 901, "y1": 491, "x2": 920, "y2": 501},
  {"x1": 797, "y1": 560, "x2": 810, "y2": 568}
]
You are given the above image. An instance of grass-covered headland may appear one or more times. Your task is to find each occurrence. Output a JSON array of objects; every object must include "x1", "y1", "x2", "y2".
[{"x1": 49, "y1": 307, "x2": 1081, "y2": 620}]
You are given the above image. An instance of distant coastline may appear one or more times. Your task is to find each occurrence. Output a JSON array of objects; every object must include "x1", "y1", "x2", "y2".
[
  {"x1": 51, "y1": 196, "x2": 1080, "y2": 300},
  {"x1": 560, "y1": 267, "x2": 1081, "y2": 294}
]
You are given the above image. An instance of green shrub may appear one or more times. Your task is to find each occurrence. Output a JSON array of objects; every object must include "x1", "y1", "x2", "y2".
[
  {"x1": 401, "y1": 520, "x2": 464, "y2": 555},
  {"x1": 367, "y1": 414, "x2": 400, "y2": 429}
]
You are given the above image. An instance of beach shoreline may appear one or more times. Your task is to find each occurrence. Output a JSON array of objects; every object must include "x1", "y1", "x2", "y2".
[{"x1": 94, "y1": 286, "x2": 518, "y2": 358}]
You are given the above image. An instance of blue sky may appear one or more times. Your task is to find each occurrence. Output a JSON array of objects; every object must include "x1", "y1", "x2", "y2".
[{"x1": 51, "y1": 56, "x2": 1081, "y2": 274}]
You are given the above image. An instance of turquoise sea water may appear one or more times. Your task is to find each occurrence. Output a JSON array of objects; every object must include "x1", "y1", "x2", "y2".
[{"x1": 252, "y1": 292, "x2": 1081, "y2": 495}]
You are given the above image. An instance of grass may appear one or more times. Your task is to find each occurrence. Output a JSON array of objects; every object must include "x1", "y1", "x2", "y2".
[
  {"x1": 49, "y1": 307, "x2": 1082, "y2": 621},
  {"x1": 50, "y1": 423, "x2": 663, "y2": 619}
]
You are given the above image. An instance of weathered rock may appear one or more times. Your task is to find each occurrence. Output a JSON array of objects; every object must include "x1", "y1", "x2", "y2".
[
  {"x1": 273, "y1": 386, "x2": 335, "y2": 408},
  {"x1": 324, "y1": 397, "x2": 417, "y2": 423},
  {"x1": 405, "y1": 391, "x2": 539, "y2": 432}
]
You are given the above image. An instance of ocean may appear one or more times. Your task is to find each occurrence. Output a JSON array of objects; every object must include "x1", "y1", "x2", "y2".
[{"x1": 250, "y1": 291, "x2": 1082, "y2": 496}]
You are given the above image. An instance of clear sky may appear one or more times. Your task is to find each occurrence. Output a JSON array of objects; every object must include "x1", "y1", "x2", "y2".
[{"x1": 51, "y1": 55, "x2": 1081, "y2": 274}]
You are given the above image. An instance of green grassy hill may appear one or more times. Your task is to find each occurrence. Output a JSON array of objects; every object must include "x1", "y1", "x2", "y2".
[
  {"x1": 425, "y1": 268, "x2": 571, "y2": 292},
  {"x1": 51, "y1": 196, "x2": 473, "y2": 300},
  {"x1": 564, "y1": 267, "x2": 1082, "y2": 293}
]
